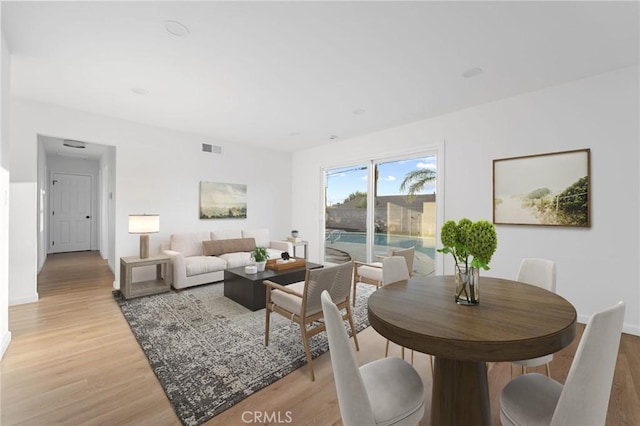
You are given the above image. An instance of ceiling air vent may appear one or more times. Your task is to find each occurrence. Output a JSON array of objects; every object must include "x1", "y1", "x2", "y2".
[{"x1": 202, "y1": 144, "x2": 222, "y2": 154}]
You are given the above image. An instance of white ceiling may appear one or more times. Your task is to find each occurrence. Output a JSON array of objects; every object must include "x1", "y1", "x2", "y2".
[{"x1": 3, "y1": 1, "x2": 639, "y2": 153}]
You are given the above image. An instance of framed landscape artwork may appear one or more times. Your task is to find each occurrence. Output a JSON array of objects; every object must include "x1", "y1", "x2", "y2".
[
  {"x1": 199, "y1": 181, "x2": 247, "y2": 219},
  {"x1": 493, "y1": 149, "x2": 590, "y2": 227}
]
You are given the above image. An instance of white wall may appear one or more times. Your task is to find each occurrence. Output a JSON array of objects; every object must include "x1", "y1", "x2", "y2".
[
  {"x1": 36, "y1": 138, "x2": 46, "y2": 272},
  {"x1": 102, "y1": 147, "x2": 116, "y2": 271},
  {"x1": 292, "y1": 66, "x2": 640, "y2": 335},
  {"x1": 0, "y1": 15, "x2": 12, "y2": 357},
  {"x1": 10, "y1": 99, "x2": 292, "y2": 296},
  {"x1": 9, "y1": 182, "x2": 37, "y2": 305}
]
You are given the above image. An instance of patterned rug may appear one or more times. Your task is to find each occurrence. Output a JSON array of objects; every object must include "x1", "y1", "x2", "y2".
[{"x1": 114, "y1": 282, "x2": 374, "y2": 426}]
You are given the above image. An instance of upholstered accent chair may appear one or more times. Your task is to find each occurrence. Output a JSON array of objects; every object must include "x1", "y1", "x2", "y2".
[
  {"x1": 321, "y1": 290, "x2": 425, "y2": 426},
  {"x1": 352, "y1": 246, "x2": 415, "y2": 306},
  {"x1": 500, "y1": 301, "x2": 625, "y2": 426},
  {"x1": 512, "y1": 258, "x2": 557, "y2": 377},
  {"x1": 264, "y1": 261, "x2": 357, "y2": 381}
]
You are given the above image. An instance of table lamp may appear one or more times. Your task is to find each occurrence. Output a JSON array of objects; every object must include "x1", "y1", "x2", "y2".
[{"x1": 128, "y1": 214, "x2": 160, "y2": 259}]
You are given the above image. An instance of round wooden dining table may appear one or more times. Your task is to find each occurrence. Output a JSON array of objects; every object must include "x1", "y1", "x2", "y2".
[{"x1": 367, "y1": 275, "x2": 577, "y2": 426}]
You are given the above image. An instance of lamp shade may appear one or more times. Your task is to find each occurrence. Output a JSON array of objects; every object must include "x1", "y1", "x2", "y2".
[{"x1": 128, "y1": 214, "x2": 160, "y2": 234}]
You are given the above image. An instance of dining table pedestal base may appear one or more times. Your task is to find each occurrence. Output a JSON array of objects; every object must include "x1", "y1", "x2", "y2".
[{"x1": 431, "y1": 357, "x2": 491, "y2": 426}]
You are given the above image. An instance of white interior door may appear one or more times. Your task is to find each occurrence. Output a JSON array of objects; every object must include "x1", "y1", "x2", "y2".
[{"x1": 50, "y1": 173, "x2": 92, "y2": 253}]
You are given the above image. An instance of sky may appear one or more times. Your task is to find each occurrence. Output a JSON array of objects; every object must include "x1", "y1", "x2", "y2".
[{"x1": 325, "y1": 156, "x2": 436, "y2": 206}]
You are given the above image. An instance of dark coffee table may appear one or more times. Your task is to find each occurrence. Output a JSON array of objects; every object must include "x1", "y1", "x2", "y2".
[{"x1": 223, "y1": 262, "x2": 322, "y2": 311}]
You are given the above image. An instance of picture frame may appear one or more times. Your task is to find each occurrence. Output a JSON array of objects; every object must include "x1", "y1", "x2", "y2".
[
  {"x1": 199, "y1": 181, "x2": 247, "y2": 219},
  {"x1": 493, "y1": 149, "x2": 590, "y2": 227}
]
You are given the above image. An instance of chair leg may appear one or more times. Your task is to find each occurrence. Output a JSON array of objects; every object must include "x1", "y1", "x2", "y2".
[
  {"x1": 345, "y1": 304, "x2": 360, "y2": 351},
  {"x1": 522, "y1": 365, "x2": 525, "y2": 375},
  {"x1": 352, "y1": 281, "x2": 357, "y2": 307},
  {"x1": 384, "y1": 339, "x2": 390, "y2": 357},
  {"x1": 510, "y1": 363, "x2": 514, "y2": 378},
  {"x1": 410, "y1": 350, "x2": 414, "y2": 366},
  {"x1": 401, "y1": 346, "x2": 405, "y2": 360},
  {"x1": 300, "y1": 325, "x2": 315, "y2": 381},
  {"x1": 429, "y1": 356, "x2": 433, "y2": 375},
  {"x1": 265, "y1": 308, "x2": 271, "y2": 346},
  {"x1": 545, "y1": 362, "x2": 551, "y2": 377}
]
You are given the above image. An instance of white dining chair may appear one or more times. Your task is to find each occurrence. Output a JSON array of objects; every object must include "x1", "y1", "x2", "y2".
[
  {"x1": 500, "y1": 301, "x2": 625, "y2": 426},
  {"x1": 512, "y1": 258, "x2": 556, "y2": 377},
  {"x1": 320, "y1": 290, "x2": 425, "y2": 426},
  {"x1": 381, "y1": 256, "x2": 408, "y2": 356}
]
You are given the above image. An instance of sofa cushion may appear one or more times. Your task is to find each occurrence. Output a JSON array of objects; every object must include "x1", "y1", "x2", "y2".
[
  {"x1": 185, "y1": 256, "x2": 227, "y2": 277},
  {"x1": 266, "y1": 248, "x2": 285, "y2": 260},
  {"x1": 211, "y1": 229, "x2": 242, "y2": 240},
  {"x1": 171, "y1": 232, "x2": 211, "y2": 257},
  {"x1": 203, "y1": 238, "x2": 256, "y2": 256},
  {"x1": 219, "y1": 252, "x2": 252, "y2": 269},
  {"x1": 242, "y1": 229, "x2": 270, "y2": 247}
]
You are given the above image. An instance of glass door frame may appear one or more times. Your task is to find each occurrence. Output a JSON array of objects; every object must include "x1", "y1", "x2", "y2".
[{"x1": 320, "y1": 143, "x2": 445, "y2": 274}]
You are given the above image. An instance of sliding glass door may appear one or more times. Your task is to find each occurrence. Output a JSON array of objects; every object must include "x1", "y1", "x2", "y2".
[
  {"x1": 373, "y1": 156, "x2": 436, "y2": 276},
  {"x1": 323, "y1": 153, "x2": 437, "y2": 277},
  {"x1": 324, "y1": 164, "x2": 369, "y2": 263}
]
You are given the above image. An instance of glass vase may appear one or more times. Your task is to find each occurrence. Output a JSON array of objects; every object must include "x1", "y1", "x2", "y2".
[{"x1": 455, "y1": 265, "x2": 479, "y2": 305}]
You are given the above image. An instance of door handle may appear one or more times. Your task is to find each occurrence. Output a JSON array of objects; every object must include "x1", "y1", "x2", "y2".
[{"x1": 86, "y1": 216, "x2": 91, "y2": 219}]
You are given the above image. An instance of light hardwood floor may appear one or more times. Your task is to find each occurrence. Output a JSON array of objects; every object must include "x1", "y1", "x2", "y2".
[{"x1": 1, "y1": 251, "x2": 638, "y2": 425}]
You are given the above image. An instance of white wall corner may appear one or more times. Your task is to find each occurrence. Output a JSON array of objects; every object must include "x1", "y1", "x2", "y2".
[
  {"x1": 621, "y1": 323, "x2": 639, "y2": 337},
  {"x1": 0, "y1": 330, "x2": 12, "y2": 359}
]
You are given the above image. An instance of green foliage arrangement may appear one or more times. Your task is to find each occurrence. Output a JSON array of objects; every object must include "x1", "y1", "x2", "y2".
[
  {"x1": 251, "y1": 246, "x2": 270, "y2": 262},
  {"x1": 438, "y1": 218, "x2": 497, "y2": 271}
]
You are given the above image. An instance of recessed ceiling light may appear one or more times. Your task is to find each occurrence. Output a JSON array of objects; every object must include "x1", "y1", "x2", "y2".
[
  {"x1": 63, "y1": 140, "x2": 86, "y2": 149},
  {"x1": 352, "y1": 108, "x2": 366, "y2": 115},
  {"x1": 164, "y1": 20, "x2": 190, "y2": 37},
  {"x1": 462, "y1": 67, "x2": 483, "y2": 78},
  {"x1": 131, "y1": 88, "x2": 148, "y2": 95}
]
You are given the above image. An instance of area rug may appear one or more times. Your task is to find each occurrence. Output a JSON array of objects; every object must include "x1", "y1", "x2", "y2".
[{"x1": 114, "y1": 282, "x2": 375, "y2": 426}]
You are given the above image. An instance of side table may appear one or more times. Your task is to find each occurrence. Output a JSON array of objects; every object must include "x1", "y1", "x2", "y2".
[
  {"x1": 120, "y1": 255, "x2": 172, "y2": 299},
  {"x1": 288, "y1": 240, "x2": 309, "y2": 260}
]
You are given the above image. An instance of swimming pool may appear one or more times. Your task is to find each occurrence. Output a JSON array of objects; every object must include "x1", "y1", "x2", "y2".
[{"x1": 327, "y1": 231, "x2": 435, "y2": 258}]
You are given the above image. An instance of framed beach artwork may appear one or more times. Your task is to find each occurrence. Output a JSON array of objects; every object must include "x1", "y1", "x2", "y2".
[
  {"x1": 493, "y1": 149, "x2": 590, "y2": 227},
  {"x1": 199, "y1": 181, "x2": 247, "y2": 219}
]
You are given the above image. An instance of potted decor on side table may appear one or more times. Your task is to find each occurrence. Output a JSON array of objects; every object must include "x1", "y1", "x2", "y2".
[
  {"x1": 438, "y1": 218, "x2": 497, "y2": 305},
  {"x1": 252, "y1": 246, "x2": 270, "y2": 272}
]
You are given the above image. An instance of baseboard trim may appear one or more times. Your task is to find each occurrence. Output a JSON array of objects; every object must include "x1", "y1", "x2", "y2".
[
  {"x1": 622, "y1": 323, "x2": 640, "y2": 337},
  {"x1": 9, "y1": 293, "x2": 39, "y2": 306},
  {"x1": 0, "y1": 330, "x2": 12, "y2": 359}
]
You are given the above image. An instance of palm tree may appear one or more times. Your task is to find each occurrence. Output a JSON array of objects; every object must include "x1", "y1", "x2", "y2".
[{"x1": 400, "y1": 168, "x2": 436, "y2": 198}]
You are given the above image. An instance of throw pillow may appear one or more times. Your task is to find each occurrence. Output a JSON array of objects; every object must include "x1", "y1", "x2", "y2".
[{"x1": 203, "y1": 238, "x2": 256, "y2": 256}]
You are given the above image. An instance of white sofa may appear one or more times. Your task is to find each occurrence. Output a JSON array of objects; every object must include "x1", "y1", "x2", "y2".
[{"x1": 161, "y1": 228, "x2": 292, "y2": 290}]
